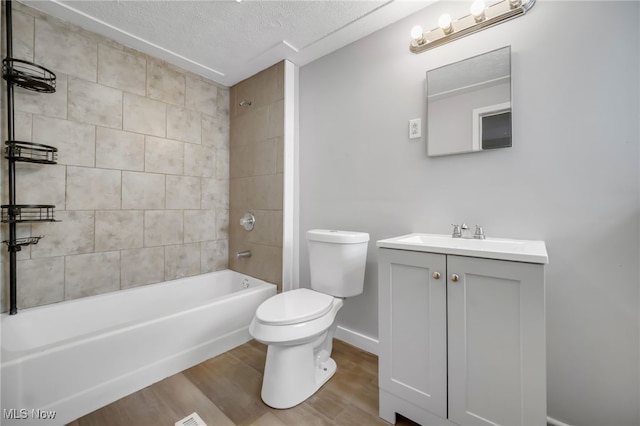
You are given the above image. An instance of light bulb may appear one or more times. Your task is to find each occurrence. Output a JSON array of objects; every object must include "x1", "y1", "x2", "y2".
[
  {"x1": 470, "y1": 0, "x2": 486, "y2": 21},
  {"x1": 438, "y1": 14, "x2": 453, "y2": 34},
  {"x1": 410, "y1": 25, "x2": 426, "y2": 46},
  {"x1": 411, "y1": 25, "x2": 423, "y2": 40}
]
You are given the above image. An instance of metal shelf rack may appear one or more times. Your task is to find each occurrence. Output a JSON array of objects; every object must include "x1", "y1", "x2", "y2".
[{"x1": 3, "y1": 0, "x2": 58, "y2": 314}]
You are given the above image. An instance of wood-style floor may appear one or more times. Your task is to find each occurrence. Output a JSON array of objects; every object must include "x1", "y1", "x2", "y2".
[{"x1": 67, "y1": 339, "x2": 419, "y2": 426}]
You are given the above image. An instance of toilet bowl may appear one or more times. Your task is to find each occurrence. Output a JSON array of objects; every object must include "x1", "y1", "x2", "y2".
[{"x1": 249, "y1": 229, "x2": 369, "y2": 409}]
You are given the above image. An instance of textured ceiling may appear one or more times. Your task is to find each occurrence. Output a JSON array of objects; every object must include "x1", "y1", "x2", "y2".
[{"x1": 23, "y1": 0, "x2": 434, "y2": 86}]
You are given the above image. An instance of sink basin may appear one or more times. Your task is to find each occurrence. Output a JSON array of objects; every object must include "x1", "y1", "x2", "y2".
[{"x1": 377, "y1": 233, "x2": 548, "y2": 264}]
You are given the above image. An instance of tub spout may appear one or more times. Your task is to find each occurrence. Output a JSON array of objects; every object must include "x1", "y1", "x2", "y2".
[{"x1": 236, "y1": 250, "x2": 252, "y2": 259}]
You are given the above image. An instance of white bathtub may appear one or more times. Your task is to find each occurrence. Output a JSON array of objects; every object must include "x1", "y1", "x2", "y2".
[{"x1": 0, "y1": 270, "x2": 276, "y2": 426}]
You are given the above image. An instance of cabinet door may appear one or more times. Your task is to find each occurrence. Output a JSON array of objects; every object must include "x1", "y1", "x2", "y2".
[
  {"x1": 447, "y1": 256, "x2": 546, "y2": 426},
  {"x1": 378, "y1": 249, "x2": 447, "y2": 419}
]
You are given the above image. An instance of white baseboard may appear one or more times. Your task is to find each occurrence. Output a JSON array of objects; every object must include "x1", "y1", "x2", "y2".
[
  {"x1": 334, "y1": 325, "x2": 379, "y2": 355},
  {"x1": 547, "y1": 416, "x2": 572, "y2": 426}
]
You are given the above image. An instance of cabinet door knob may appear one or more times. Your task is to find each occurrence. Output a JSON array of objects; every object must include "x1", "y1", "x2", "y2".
[
  {"x1": 433, "y1": 272, "x2": 441, "y2": 279},
  {"x1": 450, "y1": 274, "x2": 459, "y2": 282}
]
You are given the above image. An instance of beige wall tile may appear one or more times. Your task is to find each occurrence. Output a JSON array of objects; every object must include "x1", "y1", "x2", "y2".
[
  {"x1": 66, "y1": 166, "x2": 121, "y2": 210},
  {"x1": 15, "y1": 73, "x2": 67, "y2": 119},
  {"x1": 252, "y1": 139, "x2": 278, "y2": 176},
  {"x1": 96, "y1": 127, "x2": 145, "y2": 171},
  {"x1": 186, "y1": 76, "x2": 218, "y2": 116},
  {"x1": 201, "y1": 178, "x2": 229, "y2": 212},
  {"x1": 121, "y1": 246, "x2": 165, "y2": 288},
  {"x1": 98, "y1": 44, "x2": 146, "y2": 95},
  {"x1": 246, "y1": 210, "x2": 283, "y2": 246},
  {"x1": 184, "y1": 144, "x2": 215, "y2": 178},
  {"x1": 246, "y1": 173, "x2": 283, "y2": 211},
  {"x1": 122, "y1": 171, "x2": 165, "y2": 210},
  {"x1": 145, "y1": 136, "x2": 184, "y2": 175},
  {"x1": 33, "y1": 116, "x2": 95, "y2": 167},
  {"x1": 216, "y1": 147, "x2": 230, "y2": 180},
  {"x1": 217, "y1": 210, "x2": 229, "y2": 241},
  {"x1": 2, "y1": 3, "x2": 232, "y2": 311},
  {"x1": 68, "y1": 77, "x2": 122, "y2": 128},
  {"x1": 229, "y1": 177, "x2": 248, "y2": 212},
  {"x1": 147, "y1": 60, "x2": 185, "y2": 106},
  {"x1": 15, "y1": 163, "x2": 66, "y2": 206},
  {"x1": 65, "y1": 251, "x2": 120, "y2": 299},
  {"x1": 231, "y1": 105, "x2": 268, "y2": 147},
  {"x1": 123, "y1": 93, "x2": 166, "y2": 137},
  {"x1": 34, "y1": 17, "x2": 97, "y2": 82},
  {"x1": 95, "y1": 210, "x2": 144, "y2": 252},
  {"x1": 201, "y1": 240, "x2": 228, "y2": 273},
  {"x1": 229, "y1": 144, "x2": 252, "y2": 178},
  {"x1": 13, "y1": 9, "x2": 34, "y2": 61},
  {"x1": 144, "y1": 210, "x2": 183, "y2": 246},
  {"x1": 31, "y1": 211, "x2": 94, "y2": 258},
  {"x1": 276, "y1": 138, "x2": 284, "y2": 174},
  {"x1": 17, "y1": 257, "x2": 65, "y2": 309},
  {"x1": 267, "y1": 100, "x2": 285, "y2": 140},
  {"x1": 165, "y1": 243, "x2": 200, "y2": 280},
  {"x1": 202, "y1": 113, "x2": 230, "y2": 150},
  {"x1": 216, "y1": 88, "x2": 230, "y2": 119},
  {"x1": 167, "y1": 105, "x2": 201, "y2": 144},
  {"x1": 13, "y1": 110, "x2": 32, "y2": 141},
  {"x1": 184, "y1": 210, "x2": 216, "y2": 243},
  {"x1": 166, "y1": 175, "x2": 201, "y2": 209}
]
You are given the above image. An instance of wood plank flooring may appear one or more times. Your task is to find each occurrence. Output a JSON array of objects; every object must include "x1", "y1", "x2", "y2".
[{"x1": 67, "y1": 339, "x2": 419, "y2": 426}]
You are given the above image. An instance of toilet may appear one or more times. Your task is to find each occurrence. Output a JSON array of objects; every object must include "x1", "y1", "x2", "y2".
[{"x1": 249, "y1": 229, "x2": 369, "y2": 409}]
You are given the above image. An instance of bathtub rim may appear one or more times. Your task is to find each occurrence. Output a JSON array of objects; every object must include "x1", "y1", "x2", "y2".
[{"x1": 1, "y1": 270, "x2": 273, "y2": 361}]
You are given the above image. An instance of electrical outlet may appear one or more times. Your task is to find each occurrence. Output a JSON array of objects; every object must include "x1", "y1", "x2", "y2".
[{"x1": 409, "y1": 118, "x2": 421, "y2": 139}]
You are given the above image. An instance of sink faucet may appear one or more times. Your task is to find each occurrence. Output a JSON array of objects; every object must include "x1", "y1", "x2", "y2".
[{"x1": 452, "y1": 223, "x2": 485, "y2": 239}]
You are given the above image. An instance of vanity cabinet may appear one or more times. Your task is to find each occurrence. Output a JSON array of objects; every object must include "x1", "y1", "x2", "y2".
[{"x1": 377, "y1": 239, "x2": 546, "y2": 426}]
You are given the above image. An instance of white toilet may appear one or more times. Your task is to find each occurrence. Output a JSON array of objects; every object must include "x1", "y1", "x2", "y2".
[{"x1": 249, "y1": 229, "x2": 369, "y2": 409}]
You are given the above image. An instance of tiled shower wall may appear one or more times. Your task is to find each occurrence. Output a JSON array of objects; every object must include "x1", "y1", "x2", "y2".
[
  {"x1": 1, "y1": 2, "x2": 230, "y2": 311},
  {"x1": 229, "y1": 63, "x2": 284, "y2": 291}
]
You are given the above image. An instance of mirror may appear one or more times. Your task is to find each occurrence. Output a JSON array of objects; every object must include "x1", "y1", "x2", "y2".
[{"x1": 427, "y1": 46, "x2": 512, "y2": 157}]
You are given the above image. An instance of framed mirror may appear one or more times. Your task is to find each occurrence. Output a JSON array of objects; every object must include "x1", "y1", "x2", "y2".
[{"x1": 427, "y1": 46, "x2": 512, "y2": 157}]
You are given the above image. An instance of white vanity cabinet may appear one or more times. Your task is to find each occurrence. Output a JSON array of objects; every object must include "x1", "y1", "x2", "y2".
[{"x1": 377, "y1": 234, "x2": 548, "y2": 426}]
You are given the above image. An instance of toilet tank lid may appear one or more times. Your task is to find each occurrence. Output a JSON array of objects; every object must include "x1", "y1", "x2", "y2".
[{"x1": 307, "y1": 229, "x2": 369, "y2": 244}]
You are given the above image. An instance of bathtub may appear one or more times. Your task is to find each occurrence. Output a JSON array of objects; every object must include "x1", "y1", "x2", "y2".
[{"x1": 0, "y1": 270, "x2": 276, "y2": 426}]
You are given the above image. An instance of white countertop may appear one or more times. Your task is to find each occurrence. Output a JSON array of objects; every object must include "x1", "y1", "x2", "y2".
[{"x1": 377, "y1": 233, "x2": 548, "y2": 264}]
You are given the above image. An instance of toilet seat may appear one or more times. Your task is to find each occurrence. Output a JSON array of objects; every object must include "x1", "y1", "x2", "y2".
[{"x1": 256, "y1": 288, "x2": 334, "y2": 325}]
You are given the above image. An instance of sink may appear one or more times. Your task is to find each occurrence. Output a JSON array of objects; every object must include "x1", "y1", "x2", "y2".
[{"x1": 377, "y1": 233, "x2": 548, "y2": 264}]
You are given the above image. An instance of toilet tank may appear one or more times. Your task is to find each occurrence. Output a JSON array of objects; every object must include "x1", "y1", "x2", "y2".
[{"x1": 307, "y1": 229, "x2": 370, "y2": 297}]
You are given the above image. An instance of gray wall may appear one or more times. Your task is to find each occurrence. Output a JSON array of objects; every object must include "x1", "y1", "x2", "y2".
[{"x1": 299, "y1": 2, "x2": 639, "y2": 425}]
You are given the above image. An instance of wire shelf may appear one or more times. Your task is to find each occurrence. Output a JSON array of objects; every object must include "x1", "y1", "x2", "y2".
[
  {"x1": 5, "y1": 141, "x2": 58, "y2": 164},
  {"x1": 3, "y1": 58, "x2": 56, "y2": 93},
  {"x1": 3, "y1": 236, "x2": 44, "y2": 252},
  {"x1": 1, "y1": 204, "x2": 57, "y2": 223}
]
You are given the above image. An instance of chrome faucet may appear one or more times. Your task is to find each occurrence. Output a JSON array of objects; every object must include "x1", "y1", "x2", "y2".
[{"x1": 452, "y1": 223, "x2": 485, "y2": 239}]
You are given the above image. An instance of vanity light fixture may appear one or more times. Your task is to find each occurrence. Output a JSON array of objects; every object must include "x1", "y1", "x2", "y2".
[{"x1": 410, "y1": 0, "x2": 535, "y2": 53}]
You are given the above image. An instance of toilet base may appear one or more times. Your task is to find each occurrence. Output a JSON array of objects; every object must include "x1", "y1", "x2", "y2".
[{"x1": 261, "y1": 342, "x2": 337, "y2": 409}]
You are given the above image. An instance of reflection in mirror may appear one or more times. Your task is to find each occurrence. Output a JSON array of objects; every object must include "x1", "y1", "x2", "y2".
[{"x1": 427, "y1": 46, "x2": 511, "y2": 157}]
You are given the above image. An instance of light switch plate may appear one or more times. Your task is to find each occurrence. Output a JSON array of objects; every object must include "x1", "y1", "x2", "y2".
[{"x1": 409, "y1": 118, "x2": 421, "y2": 139}]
